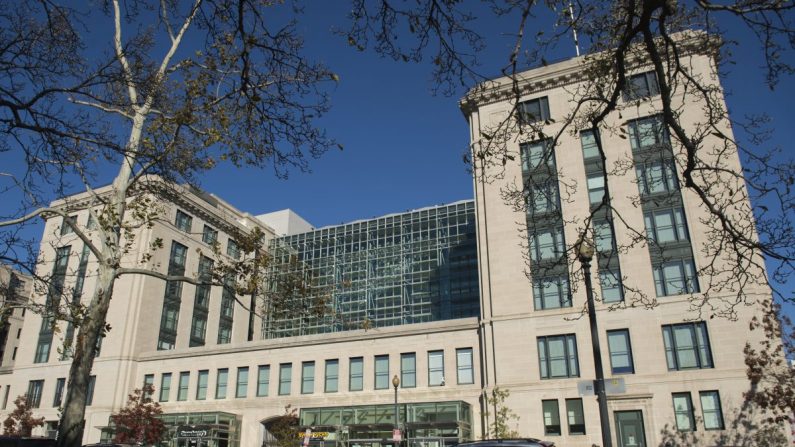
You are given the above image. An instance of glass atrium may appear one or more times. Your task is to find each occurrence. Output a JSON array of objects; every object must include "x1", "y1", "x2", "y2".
[{"x1": 263, "y1": 201, "x2": 479, "y2": 338}]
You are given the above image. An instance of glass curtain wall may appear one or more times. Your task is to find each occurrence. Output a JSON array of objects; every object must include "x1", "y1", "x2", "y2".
[{"x1": 263, "y1": 202, "x2": 479, "y2": 338}]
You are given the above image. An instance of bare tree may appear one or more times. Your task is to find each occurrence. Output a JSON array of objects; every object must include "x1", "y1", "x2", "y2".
[
  {"x1": 346, "y1": 0, "x2": 794, "y2": 428},
  {"x1": 0, "y1": 1, "x2": 337, "y2": 445}
]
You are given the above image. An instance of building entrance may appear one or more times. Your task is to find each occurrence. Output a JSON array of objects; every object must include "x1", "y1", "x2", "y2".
[
  {"x1": 614, "y1": 410, "x2": 646, "y2": 447},
  {"x1": 293, "y1": 401, "x2": 472, "y2": 447}
]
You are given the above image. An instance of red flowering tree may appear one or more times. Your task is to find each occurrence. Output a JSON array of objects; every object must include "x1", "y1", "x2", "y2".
[
  {"x1": 2, "y1": 395, "x2": 45, "y2": 437},
  {"x1": 110, "y1": 385, "x2": 166, "y2": 445}
]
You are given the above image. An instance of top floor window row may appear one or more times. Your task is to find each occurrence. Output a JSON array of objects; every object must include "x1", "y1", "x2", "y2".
[
  {"x1": 624, "y1": 71, "x2": 660, "y2": 101},
  {"x1": 203, "y1": 225, "x2": 218, "y2": 245},
  {"x1": 175, "y1": 210, "x2": 193, "y2": 233},
  {"x1": 519, "y1": 97, "x2": 551, "y2": 124}
]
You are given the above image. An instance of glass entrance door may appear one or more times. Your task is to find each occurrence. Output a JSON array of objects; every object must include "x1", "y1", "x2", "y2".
[{"x1": 614, "y1": 410, "x2": 646, "y2": 447}]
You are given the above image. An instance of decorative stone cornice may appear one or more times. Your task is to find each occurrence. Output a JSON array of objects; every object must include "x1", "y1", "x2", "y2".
[{"x1": 459, "y1": 30, "x2": 719, "y2": 117}]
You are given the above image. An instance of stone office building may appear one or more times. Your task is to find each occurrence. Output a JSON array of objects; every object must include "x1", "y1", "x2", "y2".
[{"x1": 0, "y1": 36, "x2": 782, "y2": 447}]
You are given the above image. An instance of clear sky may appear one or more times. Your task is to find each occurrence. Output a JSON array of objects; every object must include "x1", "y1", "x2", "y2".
[
  {"x1": 195, "y1": 3, "x2": 795, "y2": 231},
  {"x1": 3, "y1": 3, "x2": 793, "y2": 315}
]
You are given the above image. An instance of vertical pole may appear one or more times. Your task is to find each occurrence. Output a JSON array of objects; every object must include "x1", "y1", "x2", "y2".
[
  {"x1": 581, "y1": 256, "x2": 612, "y2": 447},
  {"x1": 393, "y1": 375, "x2": 400, "y2": 447}
]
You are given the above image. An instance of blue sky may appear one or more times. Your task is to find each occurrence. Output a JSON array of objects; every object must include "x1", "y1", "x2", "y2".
[
  {"x1": 3, "y1": 3, "x2": 793, "y2": 316},
  {"x1": 197, "y1": 4, "x2": 795, "y2": 230}
]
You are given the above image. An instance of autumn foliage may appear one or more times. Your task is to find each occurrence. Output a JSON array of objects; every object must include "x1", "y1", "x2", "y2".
[
  {"x1": 109, "y1": 385, "x2": 166, "y2": 445},
  {"x1": 2, "y1": 395, "x2": 45, "y2": 437}
]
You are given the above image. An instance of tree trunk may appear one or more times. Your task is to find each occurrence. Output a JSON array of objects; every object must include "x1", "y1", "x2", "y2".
[
  {"x1": 55, "y1": 151, "x2": 133, "y2": 446},
  {"x1": 56, "y1": 265, "x2": 116, "y2": 447}
]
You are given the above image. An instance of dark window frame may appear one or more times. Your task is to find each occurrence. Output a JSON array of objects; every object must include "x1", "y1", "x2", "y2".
[
  {"x1": 400, "y1": 353, "x2": 416, "y2": 388},
  {"x1": 257, "y1": 365, "x2": 270, "y2": 397},
  {"x1": 324, "y1": 359, "x2": 339, "y2": 393},
  {"x1": 175, "y1": 210, "x2": 193, "y2": 233},
  {"x1": 565, "y1": 398, "x2": 586, "y2": 435},
  {"x1": 662, "y1": 322, "x2": 714, "y2": 371},
  {"x1": 542, "y1": 399, "x2": 561, "y2": 436},
  {"x1": 624, "y1": 71, "x2": 660, "y2": 101},
  {"x1": 699, "y1": 390, "x2": 725, "y2": 430},
  {"x1": 349, "y1": 357, "x2": 364, "y2": 391},
  {"x1": 672, "y1": 392, "x2": 696, "y2": 432},
  {"x1": 537, "y1": 334, "x2": 580, "y2": 379},
  {"x1": 607, "y1": 329, "x2": 635, "y2": 374},
  {"x1": 519, "y1": 97, "x2": 551, "y2": 124}
]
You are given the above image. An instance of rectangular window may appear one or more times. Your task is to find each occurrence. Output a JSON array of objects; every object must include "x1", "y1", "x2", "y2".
[
  {"x1": 34, "y1": 341, "x2": 51, "y2": 365},
  {"x1": 644, "y1": 208, "x2": 689, "y2": 244},
  {"x1": 301, "y1": 362, "x2": 315, "y2": 394},
  {"x1": 215, "y1": 369, "x2": 228, "y2": 399},
  {"x1": 349, "y1": 357, "x2": 364, "y2": 391},
  {"x1": 636, "y1": 160, "x2": 678, "y2": 196},
  {"x1": 653, "y1": 259, "x2": 700, "y2": 296},
  {"x1": 607, "y1": 330, "x2": 635, "y2": 374},
  {"x1": 520, "y1": 139, "x2": 555, "y2": 171},
  {"x1": 53, "y1": 378, "x2": 65, "y2": 407},
  {"x1": 580, "y1": 129, "x2": 599, "y2": 159},
  {"x1": 86, "y1": 213, "x2": 98, "y2": 230},
  {"x1": 673, "y1": 392, "x2": 696, "y2": 431},
  {"x1": 700, "y1": 391, "x2": 725, "y2": 430},
  {"x1": 279, "y1": 363, "x2": 292, "y2": 395},
  {"x1": 400, "y1": 353, "x2": 416, "y2": 388},
  {"x1": 227, "y1": 239, "x2": 240, "y2": 259},
  {"x1": 565, "y1": 398, "x2": 586, "y2": 435},
  {"x1": 202, "y1": 225, "x2": 218, "y2": 245},
  {"x1": 533, "y1": 276, "x2": 571, "y2": 310},
  {"x1": 159, "y1": 373, "x2": 172, "y2": 402},
  {"x1": 628, "y1": 115, "x2": 668, "y2": 151},
  {"x1": 519, "y1": 97, "x2": 551, "y2": 123},
  {"x1": 217, "y1": 324, "x2": 232, "y2": 344},
  {"x1": 36, "y1": 245, "x2": 71, "y2": 363},
  {"x1": 542, "y1": 399, "x2": 561, "y2": 436},
  {"x1": 196, "y1": 370, "x2": 209, "y2": 400},
  {"x1": 624, "y1": 71, "x2": 660, "y2": 101},
  {"x1": 190, "y1": 255, "x2": 214, "y2": 348},
  {"x1": 177, "y1": 372, "x2": 190, "y2": 401},
  {"x1": 236, "y1": 367, "x2": 249, "y2": 398},
  {"x1": 587, "y1": 173, "x2": 605, "y2": 204},
  {"x1": 600, "y1": 269, "x2": 624, "y2": 303},
  {"x1": 218, "y1": 275, "x2": 235, "y2": 344},
  {"x1": 2, "y1": 385, "x2": 9, "y2": 410},
  {"x1": 190, "y1": 316, "x2": 207, "y2": 346},
  {"x1": 158, "y1": 241, "x2": 188, "y2": 351},
  {"x1": 325, "y1": 360, "x2": 339, "y2": 393},
  {"x1": 662, "y1": 322, "x2": 713, "y2": 370},
  {"x1": 143, "y1": 374, "x2": 154, "y2": 398},
  {"x1": 60, "y1": 215, "x2": 77, "y2": 235},
  {"x1": 374, "y1": 355, "x2": 389, "y2": 390},
  {"x1": 593, "y1": 220, "x2": 615, "y2": 253},
  {"x1": 456, "y1": 348, "x2": 474, "y2": 384},
  {"x1": 428, "y1": 351, "x2": 445, "y2": 386},
  {"x1": 529, "y1": 226, "x2": 565, "y2": 262},
  {"x1": 86, "y1": 375, "x2": 96, "y2": 406},
  {"x1": 527, "y1": 180, "x2": 561, "y2": 215},
  {"x1": 257, "y1": 365, "x2": 270, "y2": 397},
  {"x1": 538, "y1": 334, "x2": 579, "y2": 379},
  {"x1": 175, "y1": 210, "x2": 192, "y2": 232}
]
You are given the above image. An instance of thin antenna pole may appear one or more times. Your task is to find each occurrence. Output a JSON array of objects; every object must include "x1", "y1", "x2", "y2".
[{"x1": 568, "y1": 2, "x2": 581, "y2": 56}]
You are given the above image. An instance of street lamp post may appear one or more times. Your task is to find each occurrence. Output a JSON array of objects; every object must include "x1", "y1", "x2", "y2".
[
  {"x1": 392, "y1": 375, "x2": 401, "y2": 445},
  {"x1": 578, "y1": 238, "x2": 613, "y2": 447}
]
